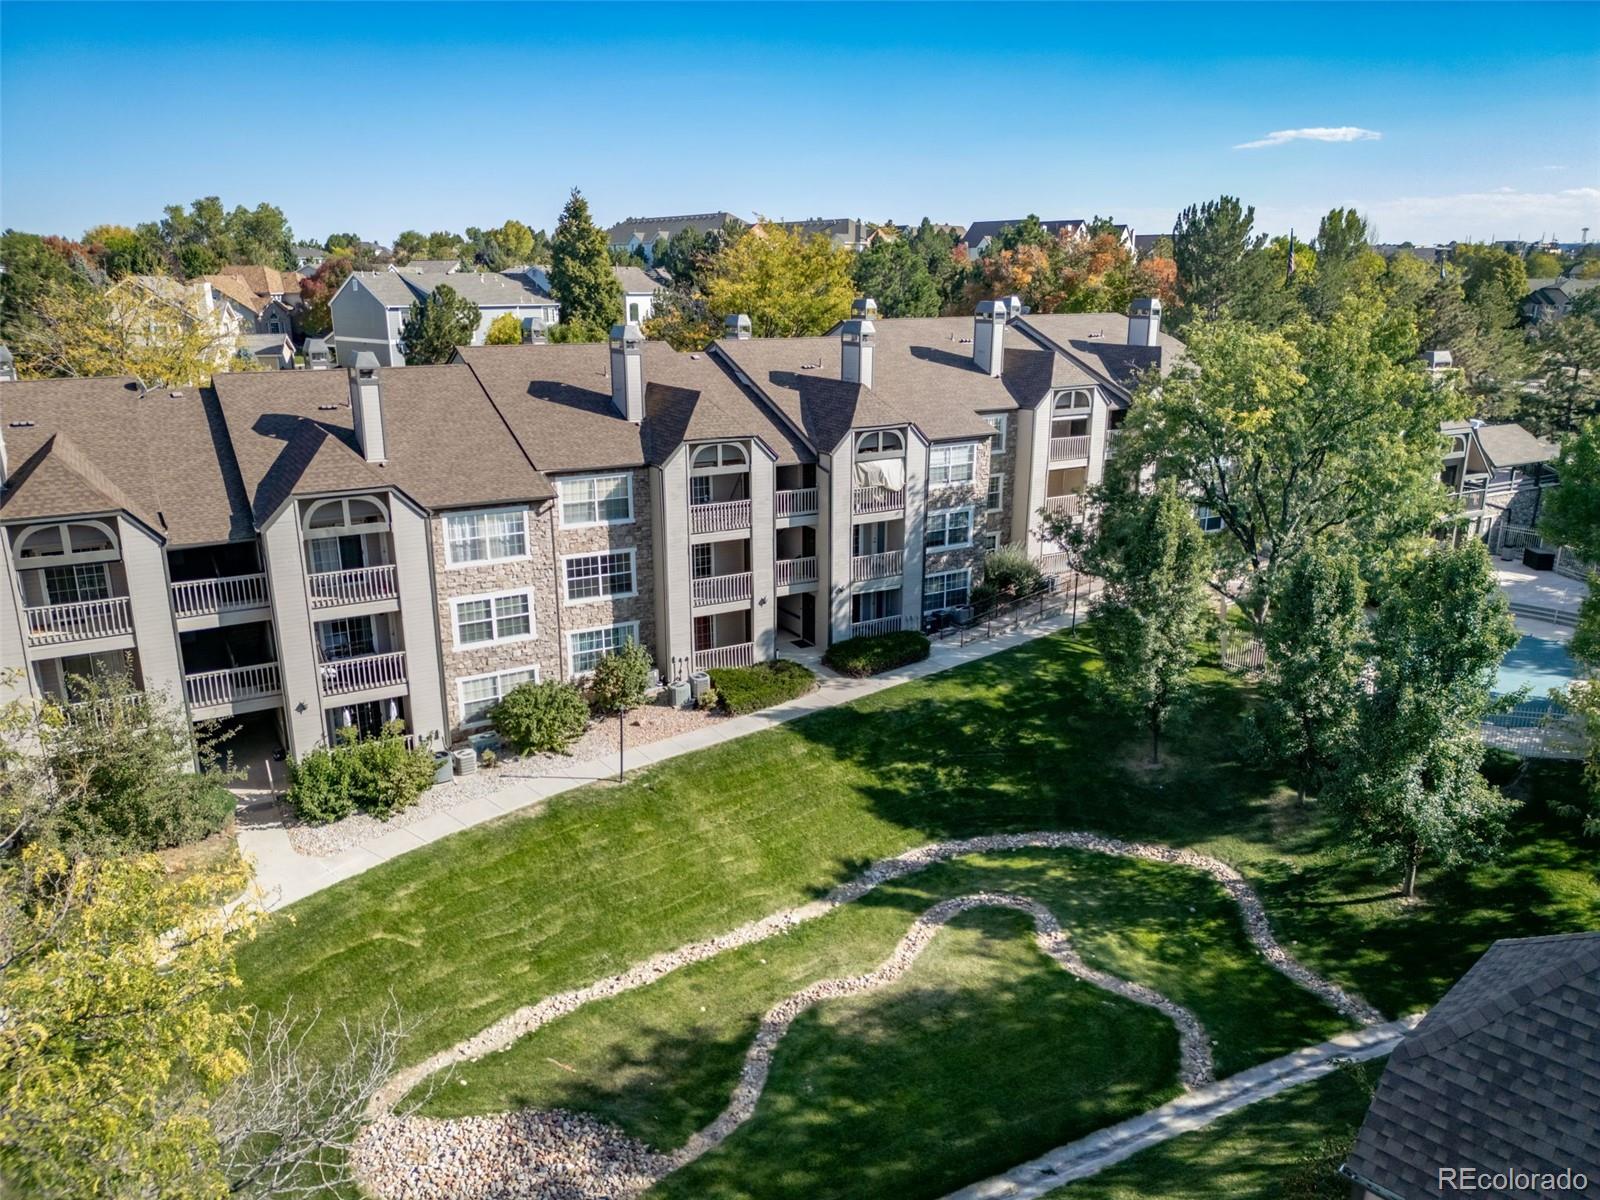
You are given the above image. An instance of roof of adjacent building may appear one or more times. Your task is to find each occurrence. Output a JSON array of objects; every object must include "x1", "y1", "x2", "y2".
[
  {"x1": 1132, "y1": 233, "x2": 1170, "y2": 255},
  {"x1": 606, "y1": 212, "x2": 738, "y2": 244},
  {"x1": 0, "y1": 376, "x2": 252, "y2": 545},
  {"x1": 963, "y1": 219, "x2": 1130, "y2": 247},
  {"x1": 400, "y1": 259, "x2": 461, "y2": 274},
  {"x1": 613, "y1": 265, "x2": 664, "y2": 295},
  {"x1": 212, "y1": 364, "x2": 553, "y2": 526},
  {"x1": 239, "y1": 333, "x2": 293, "y2": 354},
  {"x1": 1473, "y1": 422, "x2": 1560, "y2": 468},
  {"x1": 1014, "y1": 313, "x2": 1181, "y2": 400},
  {"x1": 455, "y1": 341, "x2": 810, "y2": 473},
  {"x1": 1344, "y1": 931, "x2": 1600, "y2": 1200},
  {"x1": 292, "y1": 243, "x2": 324, "y2": 258},
  {"x1": 204, "y1": 273, "x2": 273, "y2": 314},
  {"x1": 393, "y1": 268, "x2": 554, "y2": 310},
  {"x1": 217, "y1": 265, "x2": 305, "y2": 298}
]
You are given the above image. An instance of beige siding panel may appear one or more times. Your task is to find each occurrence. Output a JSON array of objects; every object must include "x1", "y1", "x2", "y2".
[
  {"x1": 119, "y1": 518, "x2": 185, "y2": 714},
  {"x1": 391, "y1": 497, "x2": 447, "y2": 746},
  {"x1": 749, "y1": 450, "x2": 776, "y2": 661},
  {"x1": 0, "y1": 545, "x2": 35, "y2": 701},
  {"x1": 262, "y1": 510, "x2": 323, "y2": 756}
]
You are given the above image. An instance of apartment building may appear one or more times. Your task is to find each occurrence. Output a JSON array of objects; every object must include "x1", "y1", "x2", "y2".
[
  {"x1": 0, "y1": 296, "x2": 1178, "y2": 760},
  {"x1": 1439, "y1": 418, "x2": 1560, "y2": 551}
]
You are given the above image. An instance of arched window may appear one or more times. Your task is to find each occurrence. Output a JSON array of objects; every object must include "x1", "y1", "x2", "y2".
[
  {"x1": 302, "y1": 495, "x2": 390, "y2": 537},
  {"x1": 692, "y1": 443, "x2": 747, "y2": 470},
  {"x1": 1053, "y1": 389, "x2": 1093, "y2": 415},
  {"x1": 12, "y1": 519, "x2": 120, "y2": 567},
  {"x1": 855, "y1": 429, "x2": 904, "y2": 457}
]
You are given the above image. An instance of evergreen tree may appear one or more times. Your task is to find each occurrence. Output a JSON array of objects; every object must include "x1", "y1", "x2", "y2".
[
  {"x1": 852, "y1": 238, "x2": 939, "y2": 317},
  {"x1": 1171, "y1": 195, "x2": 1265, "y2": 322},
  {"x1": 550, "y1": 188, "x2": 622, "y2": 332},
  {"x1": 397, "y1": 283, "x2": 479, "y2": 364}
]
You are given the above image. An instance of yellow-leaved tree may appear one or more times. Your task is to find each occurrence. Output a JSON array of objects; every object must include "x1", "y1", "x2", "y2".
[{"x1": 704, "y1": 223, "x2": 855, "y2": 338}]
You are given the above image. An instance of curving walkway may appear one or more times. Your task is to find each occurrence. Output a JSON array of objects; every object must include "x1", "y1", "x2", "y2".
[{"x1": 354, "y1": 832, "x2": 1388, "y2": 1200}]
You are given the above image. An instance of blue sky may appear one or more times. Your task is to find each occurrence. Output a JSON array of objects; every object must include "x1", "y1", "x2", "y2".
[{"x1": 2, "y1": 1, "x2": 1597, "y2": 246}]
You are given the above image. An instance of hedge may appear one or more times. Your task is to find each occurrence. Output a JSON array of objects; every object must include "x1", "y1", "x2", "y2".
[
  {"x1": 707, "y1": 660, "x2": 817, "y2": 715},
  {"x1": 821, "y1": 630, "x2": 931, "y2": 677}
]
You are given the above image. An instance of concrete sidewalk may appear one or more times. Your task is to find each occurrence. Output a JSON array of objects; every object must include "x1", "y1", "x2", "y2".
[
  {"x1": 943, "y1": 1015, "x2": 1424, "y2": 1200},
  {"x1": 239, "y1": 607, "x2": 1083, "y2": 911}
]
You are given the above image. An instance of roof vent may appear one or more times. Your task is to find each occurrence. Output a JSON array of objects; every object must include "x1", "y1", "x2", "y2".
[
  {"x1": 317, "y1": 404, "x2": 339, "y2": 411},
  {"x1": 8, "y1": 420, "x2": 36, "y2": 428},
  {"x1": 168, "y1": 390, "x2": 184, "y2": 398}
]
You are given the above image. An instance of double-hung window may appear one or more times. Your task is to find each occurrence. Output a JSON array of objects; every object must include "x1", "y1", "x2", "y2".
[
  {"x1": 459, "y1": 666, "x2": 539, "y2": 726},
  {"x1": 569, "y1": 623, "x2": 639, "y2": 674},
  {"x1": 452, "y1": 589, "x2": 534, "y2": 647},
  {"x1": 926, "y1": 507, "x2": 973, "y2": 551},
  {"x1": 445, "y1": 507, "x2": 528, "y2": 566},
  {"x1": 983, "y1": 414, "x2": 1007, "y2": 452},
  {"x1": 985, "y1": 474, "x2": 1004, "y2": 513},
  {"x1": 564, "y1": 550, "x2": 635, "y2": 602},
  {"x1": 559, "y1": 474, "x2": 633, "y2": 527},
  {"x1": 923, "y1": 568, "x2": 972, "y2": 613},
  {"x1": 929, "y1": 443, "x2": 976, "y2": 485},
  {"x1": 43, "y1": 563, "x2": 110, "y2": 605},
  {"x1": 1195, "y1": 505, "x2": 1225, "y2": 534}
]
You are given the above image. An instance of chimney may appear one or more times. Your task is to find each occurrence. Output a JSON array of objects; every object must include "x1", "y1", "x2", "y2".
[
  {"x1": 1003, "y1": 294, "x2": 1023, "y2": 321},
  {"x1": 724, "y1": 313, "x2": 751, "y2": 340},
  {"x1": 348, "y1": 352, "x2": 388, "y2": 464},
  {"x1": 973, "y1": 300, "x2": 1006, "y2": 377},
  {"x1": 851, "y1": 296, "x2": 878, "y2": 321},
  {"x1": 1127, "y1": 297, "x2": 1162, "y2": 347},
  {"x1": 526, "y1": 317, "x2": 547, "y2": 345},
  {"x1": 305, "y1": 338, "x2": 331, "y2": 370},
  {"x1": 840, "y1": 317, "x2": 875, "y2": 388},
  {"x1": 609, "y1": 323, "x2": 644, "y2": 422}
]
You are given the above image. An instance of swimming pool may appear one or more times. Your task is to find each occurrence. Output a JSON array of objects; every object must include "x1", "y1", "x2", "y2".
[{"x1": 1496, "y1": 634, "x2": 1579, "y2": 698}]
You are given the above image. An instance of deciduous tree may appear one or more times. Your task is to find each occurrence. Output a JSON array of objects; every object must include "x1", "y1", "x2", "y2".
[
  {"x1": 484, "y1": 311, "x2": 525, "y2": 345},
  {"x1": 397, "y1": 283, "x2": 479, "y2": 364},
  {"x1": 297, "y1": 253, "x2": 354, "y2": 336},
  {"x1": 703, "y1": 223, "x2": 856, "y2": 338}
]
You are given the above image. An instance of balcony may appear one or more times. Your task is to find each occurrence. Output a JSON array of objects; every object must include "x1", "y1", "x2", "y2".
[
  {"x1": 1044, "y1": 494, "x2": 1082, "y2": 519},
  {"x1": 319, "y1": 650, "x2": 407, "y2": 696},
  {"x1": 690, "y1": 499, "x2": 751, "y2": 535},
  {"x1": 851, "y1": 614, "x2": 907, "y2": 639},
  {"x1": 184, "y1": 662, "x2": 282, "y2": 709},
  {"x1": 25, "y1": 596, "x2": 134, "y2": 646},
  {"x1": 692, "y1": 571, "x2": 753, "y2": 608},
  {"x1": 171, "y1": 573, "x2": 269, "y2": 618},
  {"x1": 1049, "y1": 435, "x2": 1091, "y2": 462},
  {"x1": 776, "y1": 557, "x2": 818, "y2": 588},
  {"x1": 853, "y1": 485, "x2": 904, "y2": 515},
  {"x1": 308, "y1": 564, "x2": 399, "y2": 608},
  {"x1": 693, "y1": 642, "x2": 754, "y2": 670},
  {"x1": 776, "y1": 488, "x2": 819, "y2": 518},
  {"x1": 851, "y1": 550, "x2": 904, "y2": 582}
]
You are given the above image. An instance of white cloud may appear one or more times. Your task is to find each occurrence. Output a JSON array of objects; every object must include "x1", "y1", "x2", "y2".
[
  {"x1": 1363, "y1": 186, "x2": 1600, "y2": 242},
  {"x1": 1233, "y1": 126, "x2": 1382, "y2": 151}
]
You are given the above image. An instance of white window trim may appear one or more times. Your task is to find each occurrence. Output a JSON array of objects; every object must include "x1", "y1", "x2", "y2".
[
  {"x1": 926, "y1": 505, "x2": 975, "y2": 552},
  {"x1": 929, "y1": 442, "x2": 977, "y2": 485},
  {"x1": 567, "y1": 620, "x2": 641, "y2": 677},
  {"x1": 456, "y1": 663, "x2": 541, "y2": 729},
  {"x1": 981, "y1": 531, "x2": 1002, "y2": 552},
  {"x1": 985, "y1": 475, "x2": 1005, "y2": 514},
  {"x1": 449, "y1": 587, "x2": 537, "y2": 649},
  {"x1": 924, "y1": 566, "x2": 973, "y2": 611},
  {"x1": 443, "y1": 506, "x2": 531, "y2": 569},
  {"x1": 557, "y1": 472, "x2": 635, "y2": 529},
  {"x1": 984, "y1": 413, "x2": 1008, "y2": 453},
  {"x1": 560, "y1": 547, "x2": 638, "y2": 605}
]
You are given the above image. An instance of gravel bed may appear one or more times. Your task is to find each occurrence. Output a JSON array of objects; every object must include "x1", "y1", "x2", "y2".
[{"x1": 286, "y1": 705, "x2": 727, "y2": 857}]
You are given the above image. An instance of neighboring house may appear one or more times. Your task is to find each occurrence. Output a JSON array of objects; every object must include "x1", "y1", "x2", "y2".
[
  {"x1": 203, "y1": 273, "x2": 297, "y2": 336},
  {"x1": 613, "y1": 265, "x2": 665, "y2": 324},
  {"x1": 292, "y1": 244, "x2": 326, "y2": 271},
  {"x1": 329, "y1": 268, "x2": 560, "y2": 365},
  {"x1": 605, "y1": 212, "x2": 738, "y2": 264},
  {"x1": 0, "y1": 294, "x2": 1177, "y2": 755},
  {"x1": 1132, "y1": 232, "x2": 1169, "y2": 258},
  {"x1": 396, "y1": 259, "x2": 461, "y2": 275},
  {"x1": 961, "y1": 219, "x2": 1135, "y2": 255},
  {"x1": 1373, "y1": 242, "x2": 1453, "y2": 266},
  {"x1": 126, "y1": 275, "x2": 245, "y2": 367},
  {"x1": 756, "y1": 217, "x2": 868, "y2": 252},
  {"x1": 214, "y1": 264, "x2": 306, "y2": 310},
  {"x1": 1342, "y1": 931, "x2": 1600, "y2": 1200},
  {"x1": 1440, "y1": 419, "x2": 1560, "y2": 552},
  {"x1": 235, "y1": 333, "x2": 296, "y2": 371},
  {"x1": 1521, "y1": 276, "x2": 1600, "y2": 325}
]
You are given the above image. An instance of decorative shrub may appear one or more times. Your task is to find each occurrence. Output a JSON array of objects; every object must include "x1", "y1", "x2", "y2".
[
  {"x1": 708, "y1": 660, "x2": 816, "y2": 715},
  {"x1": 1479, "y1": 746, "x2": 1523, "y2": 788},
  {"x1": 492, "y1": 680, "x2": 589, "y2": 754},
  {"x1": 285, "y1": 744, "x2": 355, "y2": 824},
  {"x1": 822, "y1": 630, "x2": 931, "y2": 677},
  {"x1": 285, "y1": 721, "x2": 435, "y2": 824},
  {"x1": 589, "y1": 640, "x2": 653, "y2": 713},
  {"x1": 697, "y1": 686, "x2": 720, "y2": 711},
  {"x1": 971, "y1": 546, "x2": 1045, "y2": 614},
  {"x1": 479, "y1": 748, "x2": 498, "y2": 770}
]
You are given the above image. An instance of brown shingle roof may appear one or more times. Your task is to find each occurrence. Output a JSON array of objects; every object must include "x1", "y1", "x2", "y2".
[
  {"x1": 1473, "y1": 423, "x2": 1559, "y2": 469},
  {"x1": 1, "y1": 377, "x2": 250, "y2": 544},
  {"x1": 1014, "y1": 313, "x2": 1182, "y2": 401},
  {"x1": 218, "y1": 265, "x2": 305, "y2": 298}
]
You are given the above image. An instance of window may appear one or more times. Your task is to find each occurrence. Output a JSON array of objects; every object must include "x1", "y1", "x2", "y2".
[
  {"x1": 983, "y1": 413, "x2": 1008, "y2": 452},
  {"x1": 692, "y1": 544, "x2": 713, "y2": 579},
  {"x1": 558, "y1": 474, "x2": 633, "y2": 526},
  {"x1": 318, "y1": 617, "x2": 376, "y2": 660},
  {"x1": 929, "y1": 443, "x2": 976, "y2": 485},
  {"x1": 923, "y1": 568, "x2": 972, "y2": 613},
  {"x1": 691, "y1": 443, "x2": 748, "y2": 470},
  {"x1": 452, "y1": 589, "x2": 534, "y2": 646},
  {"x1": 568, "y1": 623, "x2": 639, "y2": 674},
  {"x1": 690, "y1": 475, "x2": 713, "y2": 505},
  {"x1": 855, "y1": 429, "x2": 904, "y2": 455},
  {"x1": 43, "y1": 563, "x2": 110, "y2": 604},
  {"x1": 445, "y1": 507, "x2": 528, "y2": 566},
  {"x1": 1195, "y1": 505, "x2": 1225, "y2": 534},
  {"x1": 629, "y1": 302, "x2": 640, "y2": 321},
  {"x1": 564, "y1": 550, "x2": 636, "y2": 602},
  {"x1": 985, "y1": 474, "x2": 1004, "y2": 513},
  {"x1": 981, "y1": 532, "x2": 1001, "y2": 552},
  {"x1": 459, "y1": 665, "x2": 539, "y2": 726},
  {"x1": 926, "y1": 507, "x2": 973, "y2": 551}
]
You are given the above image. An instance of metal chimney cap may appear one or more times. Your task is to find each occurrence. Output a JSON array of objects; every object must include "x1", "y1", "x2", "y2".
[
  {"x1": 1130, "y1": 296, "x2": 1162, "y2": 315},
  {"x1": 976, "y1": 299, "x2": 1007, "y2": 321},
  {"x1": 841, "y1": 318, "x2": 876, "y2": 341},
  {"x1": 851, "y1": 297, "x2": 879, "y2": 317},
  {"x1": 609, "y1": 322, "x2": 644, "y2": 349}
]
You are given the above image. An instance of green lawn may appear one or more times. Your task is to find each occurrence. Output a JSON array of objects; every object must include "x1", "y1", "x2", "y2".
[
  {"x1": 1052, "y1": 1058, "x2": 1385, "y2": 1200},
  {"x1": 234, "y1": 629, "x2": 1598, "y2": 1196}
]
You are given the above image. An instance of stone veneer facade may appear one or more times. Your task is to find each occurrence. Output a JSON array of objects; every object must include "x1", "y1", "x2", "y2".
[{"x1": 922, "y1": 438, "x2": 992, "y2": 605}]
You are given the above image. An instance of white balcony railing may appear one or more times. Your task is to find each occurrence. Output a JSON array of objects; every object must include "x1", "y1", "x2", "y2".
[
  {"x1": 1049, "y1": 435, "x2": 1091, "y2": 462},
  {"x1": 171, "y1": 573, "x2": 269, "y2": 617},
  {"x1": 319, "y1": 650, "x2": 407, "y2": 695},
  {"x1": 693, "y1": 642, "x2": 755, "y2": 671},
  {"x1": 852, "y1": 485, "x2": 903, "y2": 515},
  {"x1": 25, "y1": 596, "x2": 134, "y2": 645},
  {"x1": 690, "y1": 499, "x2": 752, "y2": 535},
  {"x1": 851, "y1": 614, "x2": 907, "y2": 639},
  {"x1": 308, "y1": 564, "x2": 399, "y2": 608},
  {"x1": 184, "y1": 662, "x2": 282, "y2": 709},
  {"x1": 776, "y1": 488, "x2": 819, "y2": 517},
  {"x1": 776, "y1": 557, "x2": 818, "y2": 587},
  {"x1": 1043, "y1": 494, "x2": 1082, "y2": 518},
  {"x1": 692, "y1": 571, "x2": 753, "y2": 607},
  {"x1": 851, "y1": 550, "x2": 904, "y2": 582}
]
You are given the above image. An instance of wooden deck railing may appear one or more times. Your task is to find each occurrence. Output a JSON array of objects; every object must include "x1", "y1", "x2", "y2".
[
  {"x1": 693, "y1": 642, "x2": 754, "y2": 670},
  {"x1": 690, "y1": 499, "x2": 752, "y2": 534},
  {"x1": 776, "y1": 557, "x2": 818, "y2": 587},
  {"x1": 1048, "y1": 435, "x2": 1091, "y2": 461},
  {"x1": 184, "y1": 662, "x2": 282, "y2": 708},
  {"x1": 171, "y1": 573, "x2": 269, "y2": 617},
  {"x1": 850, "y1": 614, "x2": 907, "y2": 639},
  {"x1": 851, "y1": 550, "x2": 904, "y2": 582},
  {"x1": 691, "y1": 571, "x2": 753, "y2": 607},
  {"x1": 852, "y1": 485, "x2": 903, "y2": 515},
  {"x1": 776, "y1": 488, "x2": 819, "y2": 517},
  {"x1": 25, "y1": 596, "x2": 134, "y2": 644},
  {"x1": 319, "y1": 650, "x2": 407, "y2": 695},
  {"x1": 308, "y1": 564, "x2": 398, "y2": 608}
]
